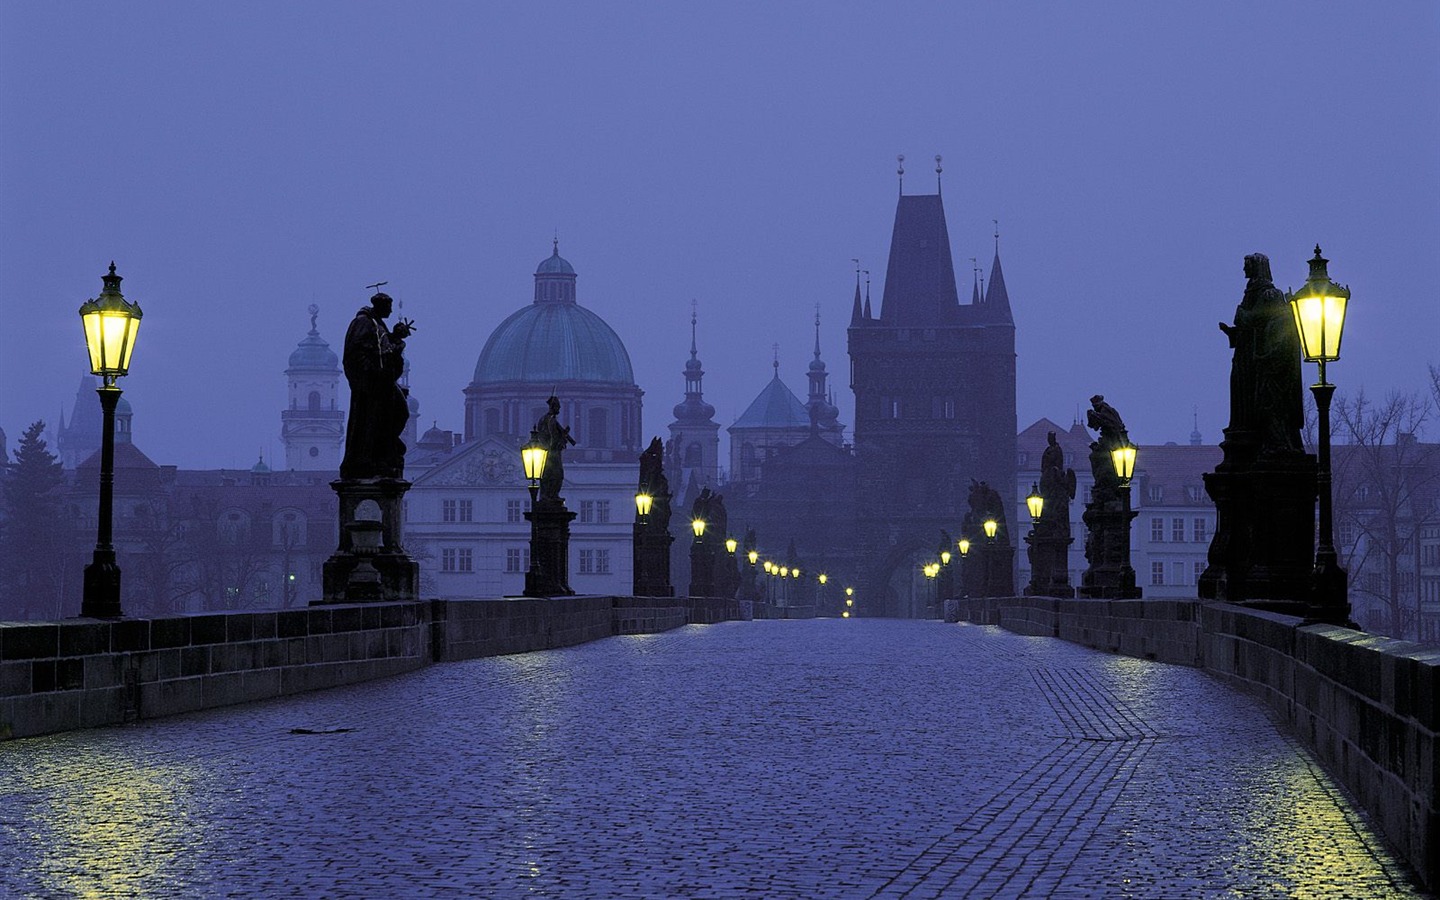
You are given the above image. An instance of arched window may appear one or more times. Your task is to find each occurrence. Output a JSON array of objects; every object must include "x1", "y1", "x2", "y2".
[
  {"x1": 308, "y1": 391, "x2": 322, "y2": 411},
  {"x1": 588, "y1": 408, "x2": 609, "y2": 448},
  {"x1": 273, "y1": 509, "x2": 308, "y2": 547},
  {"x1": 484, "y1": 407, "x2": 500, "y2": 436},
  {"x1": 684, "y1": 442, "x2": 702, "y2": 467}
]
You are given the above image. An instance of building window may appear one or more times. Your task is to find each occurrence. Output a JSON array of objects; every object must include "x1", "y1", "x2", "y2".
[
  {"x1": 1151, "y1": 518, "x2": 1164, "y2": 542},
  {"x1": 1338, "y1": 520, "x2": 1356, "y2": 548},
  {"x1": 1186, "y1": 485, "x2": 1203, "y2": 502},
  {"x1": 579, "y1": 548, "x2": 611, "y2": 575},
  {"x1": 308, "y1": 391, "x2": 322, "y2": 411},
  {"x1": 458, "y1": 499, "x2": 473, "y2": 522},
  {"x1": 457, "y1": 548, "x2": 473, "y2": 572},
  {"x1": 1148, "y1": 485, "x2": 1165, "y2": 503},
  {"x1": 442, "y1": 548, "x2": 457, "y2": 572},
  {"x1": 595, "y1": 500, "x2": 610, "y2": 523},
  {"x1": 1194, "y1": 561, "x2": 1206, "y2": 582},
  {"x1": 505, "y1": 548, "x2": 527, "y2": 573},
  {"x1": 1193, "y1": 518, "x2": 1207, "y2": 543},
  {"x1": 484, "y1": 408, "x2": 500, "y2": 436},
  {"x1": 1018, "y1": 452, "x2": 1029, "y2": 467},
  {"x1": 506, "y1": 499, "x2": 523, "y2": 523},
  {"x1": 580, "y1": 500, "x2": 594, "y2": 524},
  {"x1": 891, "y1": 399, "x2": 901, "y2": 418},
  {"x1": 1172, "y1": 518, "x2": 1185, "y2": 543},
  {"x1": 943, "y1": 399, "x2": 955, "y2": 419},
  {"x1": 1151, "y1": 561, "x2": 1165, "y2": 586},
  {"x1": 579, "y1": 500, "x2": 611, "y2": 524},
  {"x1": 442, "y1": 499, "x2": 457, "y2": 523}
]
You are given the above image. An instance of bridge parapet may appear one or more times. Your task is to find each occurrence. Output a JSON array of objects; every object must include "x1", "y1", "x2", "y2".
[{"x1": 951, "y1": 595, "x2": 1439, "y2": 891}]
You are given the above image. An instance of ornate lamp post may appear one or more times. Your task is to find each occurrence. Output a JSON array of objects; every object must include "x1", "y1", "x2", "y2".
[
  {"x1": 1288, "y1": 246, "x2": 1350, "y2": 623},
  {"x1": 1026, "y1": 484, "x2": 1044, "y2": 525},
  {"x1": 957, "y1": 537, "x2": 971, "y2": 600},
  {"x1": 521, "y1": 429, "x2": 575, "y2": 597},
  {"x1": 1112, "y1": 439, "x2": 1139, "y2": 596},
  {"x1": 78, "y1": 263, "x2": 143, "y2": 618},
  {"x1": 522, "y1": 431, "x2": 548, "y2": 503}
]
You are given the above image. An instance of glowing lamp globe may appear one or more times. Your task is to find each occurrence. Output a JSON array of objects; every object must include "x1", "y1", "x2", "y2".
[
  {"x1": 79, "y1": 263, "x2": 143, "y2": 381},
  {"x1": 691, "y1": 517, "x2": 706, "y2": 538},
  {"x1": 748, "y1": 549, "x2": 759, "y2": 565},
  {"x1": 958, "y1": 538, "x2": 970, "y2": 557},
  {"x1": 941, "y1": 550, "x2": 951, "y2": 565},
  {"x1": 634, "y1": 492, "x2": 653, "y2": 518},
  {"x1": 818, "y1": 573, "x2": 828, "y2": 584},
  {"x1": 1288, "y1": 245, "x2": 1349, "y2": 364},
  {"x1": 1111, "y1": 443, "x2": 1137, "y2": 485},
  {"x1": 1026, "y1": 483, "x2": 1044, "y2": 522},
  {"x1": 521, "y1": 431, "x2": 548, "y2": 492},
  {"x1": 983, "y1": 519, "x2": 998, "y2": 540},
  {"x1": 726, "y1": 537, "x2": 738, "y2": 554}
]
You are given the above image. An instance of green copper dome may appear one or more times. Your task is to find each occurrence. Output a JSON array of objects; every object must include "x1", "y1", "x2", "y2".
[{"x1": 471, "y1": 246, "x2": 635, "y2": 386}]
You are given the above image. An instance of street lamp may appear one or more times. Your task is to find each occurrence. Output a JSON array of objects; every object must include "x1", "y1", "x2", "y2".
[
  {"x1": 691, "y1": 517, "x2": 706, "y2": 538},
  {"x1": 748, "y1": 549, "x2": 759, "y2": 565},
  {"x1": 1113, "y1": 438, "x2": 1138, "y2": 597},
  {"x1": 958, "y1": 537, "x2": 970, "y2": 557},
  {"x1": 983, "y1": 519, "x2": 998, "y2": 540},
  {"x1": 1026, "y1": 483, "x2": 1044, "y2": 524},
  {"x1": 634, "y1": 490, "x2": 653, "y2": 520},
  {"x1": 521, "y1": 431, "x2": 548, "y2": 503},
  {"x1": 818, "y1": 573, "x2": 828, "y2": 584},
  {"x1": 1289, "y1": 245, "x2": 1350, "y2": 623},
  {"x1": 726, "y1": 537, "x2": 738, "y2": 554},
  {"x1": 78, "y1": 262, "x2": 143, "y2": 618}
]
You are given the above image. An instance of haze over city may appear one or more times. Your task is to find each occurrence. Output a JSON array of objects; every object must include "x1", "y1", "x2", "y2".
[{"x1": 2, "y1": 2, "x2": 1437, "y2": 466}]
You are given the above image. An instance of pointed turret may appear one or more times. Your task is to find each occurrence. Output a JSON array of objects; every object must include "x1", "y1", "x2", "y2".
[
  {"x1": 850, "y1": 278, "x2": 864, "y2": 326},
  {"x1": 806, "y1": 307, "x2": 843, "y2": 442},
  {"x1": 878, "y1": 194, "x2": 960, "y2": 324},
  {"x1": 862, "y1": 273, "x2": 873, "y2": 321},
  {"x1": 981, "y1": 250, "x2": 1014, "y2": 324},
  {"x1": 668, "y1": 301, "x2": 720, "y2": 489}
]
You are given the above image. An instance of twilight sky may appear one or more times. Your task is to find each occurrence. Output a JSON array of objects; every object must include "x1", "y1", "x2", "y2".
[{"x1": 2, "y1": 2, "x2": 1437, "y2": 469}]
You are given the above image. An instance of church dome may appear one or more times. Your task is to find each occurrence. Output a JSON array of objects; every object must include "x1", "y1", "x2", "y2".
[
  {"x1": 471, "y1": 245, "x2": 635, "y2": 386},
  {"x1": 288, "y1": 306, "x2": 338, "y2": 370}
]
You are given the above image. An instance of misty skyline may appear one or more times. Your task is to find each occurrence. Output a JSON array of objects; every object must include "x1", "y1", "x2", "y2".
[{"x1": 3, "y1": 2, "x2": 1437, "y2": 469}]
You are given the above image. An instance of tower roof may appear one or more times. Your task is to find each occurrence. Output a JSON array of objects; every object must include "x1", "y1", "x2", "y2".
[
  {"x1": 878, "y1": 194, "x2": 960, "y2": 324},
  {"x1": 288, "y1": 305, "x2": 339, "y2": 370},
  {"x1": 730, "y1": 367, "x2": 809, "y2": 431},
  {"x1": 980, "y1": 251, "x2": 1014, "y2": 324}
]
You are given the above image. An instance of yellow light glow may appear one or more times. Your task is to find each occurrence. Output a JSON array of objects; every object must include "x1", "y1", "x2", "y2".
[
  {"x1": 791, "y1": 569, "x2": 799, "y2": 578},
  {"x1": 780, "y1": 566, "x2": 789, "y2": 577},
  {"x1": 764, "y1": 561, "x2": 773, "y2": 573},
  {"x1": 845, "y1": 587, "x2": 853, "y2": 596},
  {"x1": 941, "y1": 550, "x2": 951, "y2": 565},
  {"x1": 1026, "y1": 483, "x2": 1044, "y2": 521},
  {"x1": 1288, "y1": 246, "x2": 1350, "y2": 364},
  {"x1": 691, "y1": 517, "x2": 706, "y2": 537},
  {"x1": 1111, "y1": 444, "x2": 1137, "y2": 483},
  {"x1": 845, "y1": 597, "x2": 853, "y2": 607},
  {"x1": 80, "y1": 306, "x2": 142, "y2": 378},
  {"x1": 521, "y1": 434, "x2": 548, "y2": 484},
  {"x1": 635, "y1": 492, "x2": 653, "y2": 517},
  {"x1": 842, "y1": 610, "x2": 850, "y2": 618},
  {"x1": 748, "y1": 550, "x2": 759, "y2": 565},
  {"x1": 726, "y1": 537, "x2": 738, "y2": 553},
  {"x1": 983, "y1": 519, "x2": 998, "y2": 539},
  {"x1": 958, "y1": 538, "x2": 970, "y2": 556},
  {"x1": 818, "y1": 573, "x2": 827, "y2": 584}
]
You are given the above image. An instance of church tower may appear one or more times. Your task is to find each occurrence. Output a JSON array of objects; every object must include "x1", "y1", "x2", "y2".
[
  {"x1": 806, "y1": 306, "x2": 844, "y2": 444},
  {"x1": 848, "y1": 170, "x2": 1017, "y2": 616},
  {"x1": 281, "y1": 304, "x2": 344, "y2": 471},
  {"x1": 667, "y1": 303, "x2": 720, "y2": 489}
]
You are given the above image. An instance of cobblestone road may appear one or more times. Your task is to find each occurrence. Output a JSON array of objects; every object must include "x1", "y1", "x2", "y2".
[{"x1": 0, "y1": 620, "x2": 1426, "y2": 898}]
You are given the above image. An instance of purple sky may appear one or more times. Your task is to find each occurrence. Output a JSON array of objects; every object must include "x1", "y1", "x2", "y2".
[{"x1": 3, "y1": 2, "x2": 1437, "y2": 469}]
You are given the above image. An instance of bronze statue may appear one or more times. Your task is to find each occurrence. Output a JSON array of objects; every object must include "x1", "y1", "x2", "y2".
[
  {"x1": 1220, "y1": 253, "x2": 1304, "y2": 456},
  {"x1": 1086, "y1": 395, "x2": 1128, "y2": 449},
  {"x1": 534, "y1": 395, "x2": 576, "y2": 501},
  {"x1": 340, "y1": 292, "x2": 414, "y2": 480}
]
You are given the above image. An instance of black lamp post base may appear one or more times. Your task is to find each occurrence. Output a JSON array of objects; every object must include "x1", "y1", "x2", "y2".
[
  {"x1": 524, "y1": 498, "x2": 576, "y2": 598},
  {"x1": 82, "y1": 550, "x2": 123, "y2": 618}
]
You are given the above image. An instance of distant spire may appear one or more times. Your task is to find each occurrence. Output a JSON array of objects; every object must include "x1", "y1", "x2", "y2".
[
  {"x1": 813, "y1": 304, "x2": 822, "y2": 361},
  {"x1": 970, "y1": 258, "x2": 980, "y2": 306},
  {"x1": 896, "y1": 154, "x2": 905, "y2": 195},
  {"x1": 935, "y1": 154, "x2": 943, "y2": 193},
  {"x1": 772, "y1": 343, "x2": 780, "y2": 376},
  {"x1": 985, "y1": 244, "x2": 1012, "y2": 321},
  {"x1": 994, "y1": 219, "x2": 1000, "y2": 255},
  {"x1": 863, "y1": 270, "x2": 872, "y2": 320},
  {"x1": 552, "y1": 234, "x2": 560, "y2": 256},
  {"x1": 850, "y1": 260, "x2": 864, "y2": 325},
  {"x1": 1190, "y1": 407, "x2": 1203, "y2": 446},
  {"x1": 690, "y1": 299, "x2": 698, "y2": 360}
]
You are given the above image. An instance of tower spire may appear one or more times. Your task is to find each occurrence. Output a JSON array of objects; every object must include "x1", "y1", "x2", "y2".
[
  {"x1": 935, "y1": 154, "x2": 943, "y2": 193},
  {"x1": 850, "y1": 259, "x2": 864, "y2": 325},
  {"x1": 863, "y1": 270, "x2": 872, "y2": 320},
  {"x1": 690, "y1": 299, "x2": 698, "y2": 360},
  {"x1": 896, "y1": 154, "x2": 905, "y2": 196},
  {"x1": 813, "y1": 304, "x2": 822, "y2": 361}
]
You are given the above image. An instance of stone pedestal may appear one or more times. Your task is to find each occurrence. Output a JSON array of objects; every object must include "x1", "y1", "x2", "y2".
[
  {"x1": 525, "y1": 498, "x2": 576, "y2": 597},
  {"x1": 1078, "y1": 504, "x2": 1140, "y2": 600},
  {"x1": 1199, "y1": 438, "x2": 1316, "y2": 613},
  {"x1": 633, "y1": 522, "x2": 674, "y2": 597},
  {"x1": 1025, "y1": 531, "x2": 1075, "y2": 598},
  {"x1": 321, "y1": 479, "x2": 418, "y2": 604},
  {"x1": 689, "y1": 539, "x2": 715, "y2": 598}
]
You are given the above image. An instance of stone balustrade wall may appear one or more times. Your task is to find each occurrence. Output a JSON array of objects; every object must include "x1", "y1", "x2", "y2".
[{"x1": 949, "y1": 595, "x2": 1438, "y2": 890}]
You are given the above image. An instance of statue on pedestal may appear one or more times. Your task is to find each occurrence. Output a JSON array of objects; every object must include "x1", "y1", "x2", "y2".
[{"x1": 340, "y1": 292, "x2": 414, "y2": 481}]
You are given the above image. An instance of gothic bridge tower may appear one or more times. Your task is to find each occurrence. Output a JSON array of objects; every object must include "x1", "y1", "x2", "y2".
[{"x1": 848, "y1": 173, "x2": 1017, "y2": 617}]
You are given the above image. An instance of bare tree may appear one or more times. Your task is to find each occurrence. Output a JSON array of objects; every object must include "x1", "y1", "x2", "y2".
[{"x1": 1331, "y1": 388, "x2": 1440, "y2": 639}]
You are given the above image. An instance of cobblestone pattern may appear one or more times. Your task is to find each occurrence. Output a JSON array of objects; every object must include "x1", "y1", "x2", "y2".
[{"x1": 0, "y1": 621, "x2": 1425, "y2": 897}]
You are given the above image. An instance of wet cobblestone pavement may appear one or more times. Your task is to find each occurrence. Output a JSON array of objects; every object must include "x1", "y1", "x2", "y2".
[{"x1": 0, "y1": 620, "x2": 1426, "y2": 898}]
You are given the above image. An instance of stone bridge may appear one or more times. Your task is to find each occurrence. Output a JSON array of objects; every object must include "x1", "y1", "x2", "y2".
[{"x1": 0, "y1": 597, "x2": 1434, "y2": 897}]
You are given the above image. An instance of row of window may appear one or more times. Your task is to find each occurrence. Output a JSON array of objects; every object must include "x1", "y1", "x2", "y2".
[
  {"x1": 876, "y1": 397, "x2": 956, "y2": 420},
  {"x1": 441, "y1": 547, "x2": 612, "y2": 575},
  {"x1": 443, "y1": 498, "x2": 617, "y2": 525},
  {"x1": 1149, "y1": 517, "x2": 1208, "y2": 544},
  {"x1": 1151, "y1": 560, "x2": 1207, "y2": 587}
]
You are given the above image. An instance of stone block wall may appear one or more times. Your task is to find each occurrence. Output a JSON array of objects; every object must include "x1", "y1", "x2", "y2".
[
  {"x1": 0, "y1": 603, "x2": 430, "y2": 741},
  {"x1": 433, "y1": 597, "x2": 614, "y2": 661}
]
